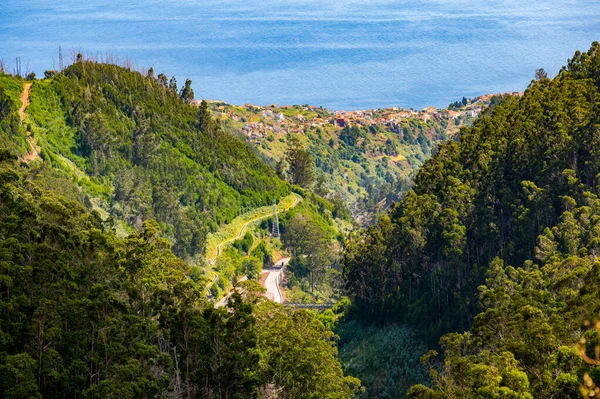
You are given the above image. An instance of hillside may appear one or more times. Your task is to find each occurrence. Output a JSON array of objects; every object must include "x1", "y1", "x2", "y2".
[
  {"x1": 210, "y1": 95, "x2": 512, "y2": 224},
  {"x1": 1, "y1": 57, "x2": 362, "y2": 305},
  {"x1": 0, "y1": 60, "x2": 360, "y2": 397},
  {"x1": 0, "y1": 60, "x2": 289, "y2": 263},
  {"x1": 342, "y1": 42, "x2": 600, "y2": 398},
  {"x1": 0, "y1": 151, "x2": 359, "y2": 398}
]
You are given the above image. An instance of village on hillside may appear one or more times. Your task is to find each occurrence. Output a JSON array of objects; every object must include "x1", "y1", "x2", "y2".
[
  {"x1": 198, "y1": 92, "x2": 523, "y2": 142},
  {"x1": 194, "y1": 91, "x2": 524, "y2": 225}
]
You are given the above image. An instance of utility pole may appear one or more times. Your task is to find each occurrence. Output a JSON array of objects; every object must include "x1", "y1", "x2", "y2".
[
  {"x1": 58, "y1": 45, "x2": 64, "y2": 71},
  {"x1": 272, "y1": 199, "x2": 280, "y2": 238},
  {"x1": 15, "y1": 57, "x2": 21, "y2": 77}
]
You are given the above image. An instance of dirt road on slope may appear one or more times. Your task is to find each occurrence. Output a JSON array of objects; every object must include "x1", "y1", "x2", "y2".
[{"x1": 19, "y1": 83, "x2": 31, "y2": 122}]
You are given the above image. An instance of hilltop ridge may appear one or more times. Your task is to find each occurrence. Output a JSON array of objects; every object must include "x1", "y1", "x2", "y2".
[{"x1": 0, "y1": 60, "x2": 290, "y2": 262}]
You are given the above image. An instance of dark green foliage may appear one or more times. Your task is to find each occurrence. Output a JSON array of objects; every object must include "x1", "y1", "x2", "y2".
[
  {"x1": 408, "y1": 196, "x2": 600, "y2": 396},
  {"x1": 339, "y1": 125, "x2": 364, "y2": 147},
  {"x1": 167, "y1": 293, "x2": 262, "y2": 398},
  {"x1": 179, "y1": 78, "x2": 194, "y2": 103},
  {"x1": 0, "y1": 157, "x2": 354, "y2": 397},
  {"x1": 255, "y1": 302, "x2": 361, "y2": 398},
  {"x1": 286, "y1": 135, "x2": 315, "y2": 188},
  {"x1": 338, "y1": 321, "x2": 429, "y2": 399},
  {"x1": 0, "y1": 158, "x2": 194, "y2": 397},
  {"x1": 343, "y1": 42, "x2": 600, "y2": 397},
  {"x1": 250, "y1": 241, "x2": 273, "y2": 267},
  {"x1": 344, "y1": 42, "x2": 600, "y2": 339},
  {"x1": 233, "y1": 231, "x2": 254, "y2": 254}
]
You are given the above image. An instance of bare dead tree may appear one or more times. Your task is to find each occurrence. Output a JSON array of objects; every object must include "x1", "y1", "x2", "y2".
[
  {"x1": 124, "y1": 57, "x2": 133, "y2": 70},
  {"x1": 69, "y1": 48, "x2": 83, "y2": 64}
]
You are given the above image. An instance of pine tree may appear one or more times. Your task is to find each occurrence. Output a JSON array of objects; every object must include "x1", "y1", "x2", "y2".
[
  {"x1": 179, "y1": 78, "x2": 194, "y2": 103},
  {"x1": 169, "y1": 75, "x2": 177, "y2": 92},
  {"x1": 286, "y1": 136, "x2": 314, "y2": 187}
]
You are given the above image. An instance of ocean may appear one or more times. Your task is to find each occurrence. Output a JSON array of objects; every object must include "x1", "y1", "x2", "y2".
[{"x1": 1, "y1": 0, "x2": 599, "y2": 110}]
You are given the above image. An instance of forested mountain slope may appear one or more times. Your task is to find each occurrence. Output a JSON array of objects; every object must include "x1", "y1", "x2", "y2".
[
  {"x1": 0, "y1": 152, "x2": 359, "y2": 398},
  {"x1": 343, "y1": 42, "x2": 600, "y2": 397},
  {"x1": 1, "y1": 59, "x2": 289, "y2": 260},
  {"x1": 0, "y1": 60, "x2": 359, "y2": 397}
]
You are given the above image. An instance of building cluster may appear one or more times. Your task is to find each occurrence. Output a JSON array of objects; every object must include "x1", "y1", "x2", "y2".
[{"x1": 208, "y1": 93, "x2": 519, "y2": 141}]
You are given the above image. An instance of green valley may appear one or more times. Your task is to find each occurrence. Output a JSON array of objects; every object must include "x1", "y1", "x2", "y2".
[
  {"x1": 211, "y1": 93, "x2": 513, "y2": 224},
  {"x1": 2, "y1": 29, "x2": 600, "y2": 399},
  {"x1": 0, "y1": 58, "x2": 359, "y2": 398}
]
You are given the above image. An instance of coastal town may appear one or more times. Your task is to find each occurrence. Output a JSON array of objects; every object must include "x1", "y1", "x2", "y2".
[{"x1": 202, "y1": 92, "x2": 523, "y2": 142}]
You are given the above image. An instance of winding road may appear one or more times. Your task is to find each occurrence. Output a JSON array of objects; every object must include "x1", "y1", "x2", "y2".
[
  {"x1": 263, "y1": 257, "x2": 290, "y2": 304},
  {"x1": 214, "y1": 257, "x2": 289, "y2": 308},
  {"x1": 205, "y1": 193, "x2": 301, "y2": 297}
]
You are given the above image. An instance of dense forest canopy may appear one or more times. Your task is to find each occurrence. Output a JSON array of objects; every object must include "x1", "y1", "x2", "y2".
[
  {"x1": 0, "y1": 60, "x2": 358, "y2": 397},
  {"x1": 343, "y1": 42, "x2": 600, "y2": 397}
]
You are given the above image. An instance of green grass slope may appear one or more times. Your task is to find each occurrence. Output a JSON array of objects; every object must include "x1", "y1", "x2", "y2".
[{"x1": 1, "y1": 60, "x2": 290, "y2": 260}]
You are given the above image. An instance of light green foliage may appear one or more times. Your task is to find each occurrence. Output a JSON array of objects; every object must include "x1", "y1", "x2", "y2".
[
  {"x1": 0, "y1": 74, "x2": 24, "y2": 107},
  {"x1": 215, "y1": 246, "x2": 244, "y2": 291},
  {"x1": 215, "y1": 100, "x2": 473, "y2": 223},
  {"x1": 0, "y1": 75, "x2": 27, "y2": 154},
  {"x1": 204, "y1": 192, "x2": 298, "y2": 260},
  {"x1": 27, "y1": 80, "x2": 80, "y2": 163},
  {"x1": 241, "y1": 257, "x2": 262, "y2": 280},
  {"x1": 2, "y1": 62, "x2": 290, "y2": 260}
]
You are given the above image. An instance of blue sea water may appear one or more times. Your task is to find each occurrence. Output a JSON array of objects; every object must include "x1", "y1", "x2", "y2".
[{"x1": 1, "y1": 0, "x2": 599, "y2": 110}]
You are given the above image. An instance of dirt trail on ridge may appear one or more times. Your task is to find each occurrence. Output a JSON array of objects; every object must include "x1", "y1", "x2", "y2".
[
  {"x1": 19, "y1": 83, "x2": 31, "y2": 121},
  {"x1": 19, "y1": 82, "x2": 40, "y2": 162}
]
